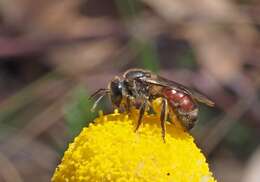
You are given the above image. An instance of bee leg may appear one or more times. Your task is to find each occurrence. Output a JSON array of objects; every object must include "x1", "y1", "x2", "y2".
[
  {"x1": 160, "y1": 98, "x2": 168, "y2": 142},
  {"x1": 167, "y1": 109, "x2": 175, "y2": 125},
  {"x1": 146, "y1": 100, "x2": 155, "y2": 114},
  {"x1": 125, "y1": 96, "x2": 131, "y2": 113},
  {"x1": 167, "y1": 114, "x2": 173, "y2": 124},
  {"x1": 134, "y1": 100, "x2": 147, "y2": 132}
]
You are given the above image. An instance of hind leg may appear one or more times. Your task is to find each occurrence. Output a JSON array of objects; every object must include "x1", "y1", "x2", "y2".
[{"x1": 160, "y1": 98, "x2": 168, "y2": 142}]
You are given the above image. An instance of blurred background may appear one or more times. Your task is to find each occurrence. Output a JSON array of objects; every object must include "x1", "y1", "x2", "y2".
[{"x1": 0, "y1": 0, "x2": 259, "y2": 181}]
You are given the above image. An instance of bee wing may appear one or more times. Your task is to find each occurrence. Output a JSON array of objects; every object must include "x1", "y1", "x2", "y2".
[
  {"x1": 141, "y1": 75, "x2": 215, "y2": 107},
  {"x1": 188, "y1": 90, "x2": 215, "y2": 107}
]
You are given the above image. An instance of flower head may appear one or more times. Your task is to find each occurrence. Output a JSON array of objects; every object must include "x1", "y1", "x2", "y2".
[{"x1": 52, "y1": 102, "x2": 216, "y2": 182}]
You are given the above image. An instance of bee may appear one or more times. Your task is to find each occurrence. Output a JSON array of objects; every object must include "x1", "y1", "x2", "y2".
[{"x1": 90, "y1": 68, "x2": 214, "y2": 141}]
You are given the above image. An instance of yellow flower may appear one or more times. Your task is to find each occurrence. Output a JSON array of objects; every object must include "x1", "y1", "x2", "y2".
[{"x1": 52, "y1": 102, "x2": 216, "y2": 182}]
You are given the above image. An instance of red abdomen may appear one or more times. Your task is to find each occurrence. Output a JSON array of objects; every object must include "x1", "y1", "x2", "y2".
[{"x1": 163, "y1": 88, "x2": 195, "y2": 112}]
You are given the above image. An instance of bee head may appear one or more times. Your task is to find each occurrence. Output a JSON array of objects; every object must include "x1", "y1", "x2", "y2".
[{"x1": 109, "y1": 77, "x2": 123, "y2": 108}]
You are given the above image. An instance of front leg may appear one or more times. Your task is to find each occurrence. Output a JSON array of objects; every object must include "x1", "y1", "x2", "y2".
[
  {"x1": 134, "y1": 100, "x2": 147, "y2": 132},
  {"x1": 125, "y1": 96, "x2": 131, "y2": 113},
  {"x1": 160, "y1": 98, "x2": 168, "y2": 142}
]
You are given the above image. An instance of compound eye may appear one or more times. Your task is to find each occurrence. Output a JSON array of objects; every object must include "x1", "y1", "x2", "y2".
[{"x1": 109, "y1": 78, "x2": 123, "y2": 107}]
